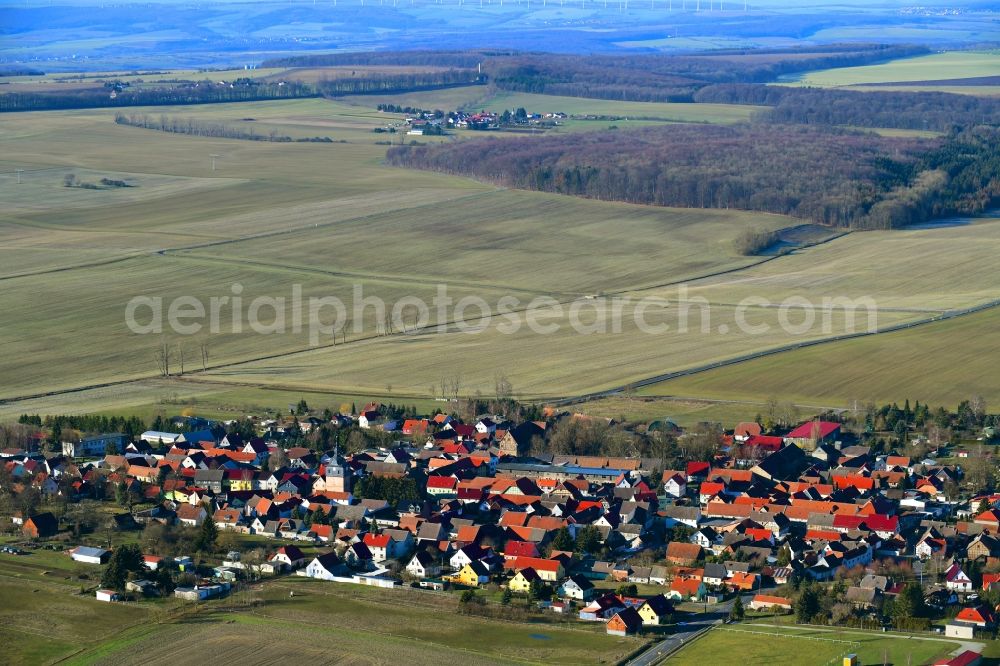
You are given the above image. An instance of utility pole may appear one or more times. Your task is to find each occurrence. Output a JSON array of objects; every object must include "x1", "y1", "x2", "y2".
[
  {"x1": 15, "y1": 168, "x2": 23, "y2": 184},
  {"x1": 210, "y1": 154, "x2": 220, "y2": 171}
]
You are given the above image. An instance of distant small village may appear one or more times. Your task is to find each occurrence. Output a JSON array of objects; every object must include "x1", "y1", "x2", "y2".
[
  {"x1": 1, "y1": 397, "x2": 999, "y2": 663},
  {"x1": 375, "y1": 103, "x2": 569, "y2": 135}
]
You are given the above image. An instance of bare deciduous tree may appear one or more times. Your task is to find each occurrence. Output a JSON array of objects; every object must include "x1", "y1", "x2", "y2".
[{"x1": 155, "y1": 338, "x2": 172, "y2": 376}]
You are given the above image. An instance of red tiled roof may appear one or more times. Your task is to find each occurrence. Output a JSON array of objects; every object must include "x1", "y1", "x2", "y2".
[{"x1": 786, "y1": 421, "x2": 840, "y2": 439}]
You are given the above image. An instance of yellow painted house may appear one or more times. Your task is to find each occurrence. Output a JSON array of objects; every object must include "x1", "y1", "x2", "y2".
[
  {"x1": 455, "y1": 561, "x2": 491, "y2": 587},
  {"x1": 508, "y1": 567, "x2": 541, "y2": 594},
  {"x1": 638, "y1": 594, "x2": 674, "y2": 626},
  {"x1": 227, "y1": 476, "x2": 254, "y2": 491}
]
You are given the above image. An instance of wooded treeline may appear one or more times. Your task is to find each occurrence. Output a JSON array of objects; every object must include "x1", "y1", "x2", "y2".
[
  {"x1": 693, "y1": 84, "x2": 1000, "y2": 132},
  {"x1": 387, "y1": 124, "x2": 1000, "y2": 229},
  {"x1": 0, "y1": 79, "x2": 314, "y2": 112},
  {"x1": 263, "y1": 44, "x2": 926, "y2": 103},
  {"x1": 262, "y1": 50, "x2": 487, "y2": 69},
  {"x1": 484, "y1": 45, "x2": 926, "y2": 102},
  {"x1": 0, "y1": 70, "x2": 481, "y2": 112},
  {"x1": 313, "y1": 69, "x2": 483, "y2": 95}
]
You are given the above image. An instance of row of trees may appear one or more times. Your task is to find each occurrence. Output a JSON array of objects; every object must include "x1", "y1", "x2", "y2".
[{"x1": 114, "y1": 113, "x2": 336, "y2": 143}]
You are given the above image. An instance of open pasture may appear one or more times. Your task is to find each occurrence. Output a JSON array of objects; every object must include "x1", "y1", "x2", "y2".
[{"x1": 0, "y1": 100, "x2": 805, "y2": 404}]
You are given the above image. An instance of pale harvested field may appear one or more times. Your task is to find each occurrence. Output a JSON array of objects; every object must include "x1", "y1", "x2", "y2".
[
  {"x1": 0, "y1": 101, "x2": 802, "y2": 405},
  {"x1": 780, "y1": 50, "x2": 1000, "y2": 89},
  {"x1": 1, "y1": 98, "x2": 997, "y2": 412},
  {"x1": 0, "y1": 255, "x2": 511, "y2": 399},
  {"x1": 193, "y1": 189, "x2": 792, "y2": 295},
  {"x1": 270, "y1": 65, "x2": 463, "y2": 84},
  {"x1": 666, "y1": 217, "x2": 1000, "y2": 312},
  {"x1": 197, "y1": 301, "x2": 917, "y2": 399},
  {"x1": 641, "y1": 305, "x2": 1000, "y2": 409}
]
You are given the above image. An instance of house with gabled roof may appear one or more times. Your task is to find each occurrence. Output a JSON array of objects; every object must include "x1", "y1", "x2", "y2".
[
  {"x1": 785, "y1": 421, "x2": 841, "y2": 450},
  {"x1": 305, "y1": 552, "x2": 344, "y2": 580},
  {"x1": 345, "y1": 542, "x2": 375, "y2": 570},
  {"x1": 406, "y1": 550, "x2": 441, "y2": 578},
  {"x1": 506, "y1": 556, "x2": 565, "y2": 582},
  {"x1": 607, "y1": 607, "x2": 643, "y2": 636},
  {"x1": 22, "y1": 512, "x2": 58, "y2": 538},
  {"x1": 270, "y1": 545, "x2": 307, "y2": 570},
  {"x1": 580, "y1": 593, "x2": 627, "y2": 621},
  {"x1": 175, "y1": 503, "x2": 207, "y2": 526},
  {"x1": 945, "y1": 563, "x2": 973, "y2": 592},
  {"x1": 666, "y1": 541, "x2": 701, "y2": 565},
  {"x1": 638, "y1": 594, "x2": 673, "y2": 625},
  {"x1": 213, "y1": 508, "x2": 244, "y2": 531},
  {"x1": 558, "y1": 574, "x2": 596, "y2": 601},
  {"x1": 454, "y1": 560, "x2": 491, "y2": 587},
  {"x1": 668, "y1": 575, "x2": 706, "y2": 602},
  {"x1": 509, "y1": 567, "x2": 542, "y2": 594}
]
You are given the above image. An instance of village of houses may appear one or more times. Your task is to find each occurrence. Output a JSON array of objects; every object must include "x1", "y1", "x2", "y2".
[{"x1": 3, "y1": 404, "x2": 1000, "y2": 664}]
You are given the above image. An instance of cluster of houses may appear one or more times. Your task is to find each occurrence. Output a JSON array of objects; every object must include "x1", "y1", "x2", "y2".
[
  {"x1": 399, "y1": 108, "x2": 567, "y2": 135},
  {"x1": 2, "y1": 409, "x2": 997, "y2": 638}
]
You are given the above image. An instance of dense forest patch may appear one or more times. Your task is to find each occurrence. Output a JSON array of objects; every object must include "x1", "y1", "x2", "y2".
[
  {"x1": 387, "y1": 124, "x2": 1000, "y2": 229},
  {"x1": 693, "y1": 84, "x2": 1000, "y2": 131}
]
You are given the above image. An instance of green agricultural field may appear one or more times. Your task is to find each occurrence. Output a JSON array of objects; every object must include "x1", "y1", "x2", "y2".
[
  {"x1": 781, "y1": 50, "x2": 1000, "y2": 89},
  {"x1": 641, "y1": 305, "x2": 1000, "y2": 410},
  {"x1": 337, "y1": 85, "x2": 764, "y2": 123},
  {"x1": 474, "y1": 91, "x2": 765, "y2": 124},
  {"x1": 669, "y1": 625, "x2": 956, "y2": 666}
]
